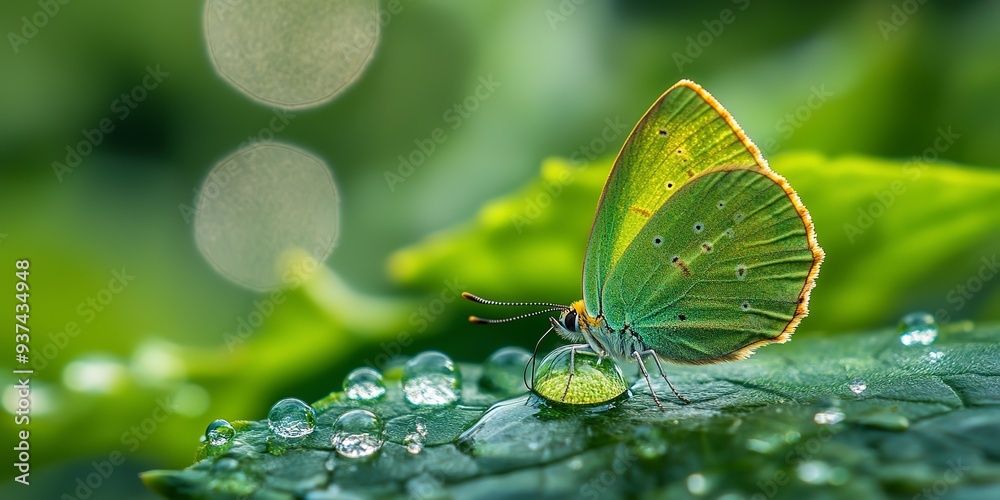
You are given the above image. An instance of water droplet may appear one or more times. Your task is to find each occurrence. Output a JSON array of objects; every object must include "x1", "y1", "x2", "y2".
[
  {"x1": 404, "y1": 432, "x2": 425, "y2": 454},
  {"x1": 813, "y1": 409, "x2": 845, "y2": 425},
  {"x1": 849, "y1": 378, "x2": 867, "y2": 396},
  {"x1": 898, "y1": 311, "x2": 938, "y2": 346},
  {"x1": 481, "y1": 347, "x2": 531, "y2": 395},
  {"x1": 331, "y1": 409, "x2": 385, "y2": 458},
  {"x1": 568, "y1": 458, "x2": 584, "y2": 471},
  {"x1": 402, "y1": 351, "x2": 461, "y2": 406},
  {"x1": 205, "y1": 419, "x2": 236, "y2": 447},
  {"x1": 925, "y1": 351, "x2": 944, "y2": 363},
  {"x1": 267, "y1": 398, "x2": 316, "y2": 438},
  {"x1": 403, "y1": 421, "x2": 428, "y2": 455},
  {"x1": 686, "y1": 473, "x2": 708, "y2": 495},
  {"x1": 343, "y1": 367, "x2": 386, "y2": 401},
  {"x1": 532, "y1": 345, "x2": 628, "y2": 405},
  {"x1": 323, "y1": 455, "x2": 336, "y2": 471}
]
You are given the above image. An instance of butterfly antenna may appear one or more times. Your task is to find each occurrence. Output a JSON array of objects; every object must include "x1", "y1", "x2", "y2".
[
  {"x1": 468, "y1": 307, "x2": 565, "y2": 324},
  {"x1": 462, "y1": 292, "x2": 569, "y2": 324},
  {"x1": 462, "y1": 292, "x2": 566, "y2": 309}
]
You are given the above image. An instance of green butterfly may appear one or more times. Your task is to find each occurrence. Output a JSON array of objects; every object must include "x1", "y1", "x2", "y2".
[{"x1": 466, "y1": 80, "x2": 824, "y2": 407}]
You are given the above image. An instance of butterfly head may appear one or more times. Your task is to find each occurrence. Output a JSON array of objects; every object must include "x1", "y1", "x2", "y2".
[{"x1": 551, "y1": 300, "x2": 595, "y2": 341}]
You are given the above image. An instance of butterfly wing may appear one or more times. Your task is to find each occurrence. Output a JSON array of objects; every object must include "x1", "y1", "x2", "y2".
[
  {"x1": 599, "y1": 166, "x2": 823, "y2": 363},
  {"x1": 583, "y1": 80, "x2": 766, "y2": 318}
]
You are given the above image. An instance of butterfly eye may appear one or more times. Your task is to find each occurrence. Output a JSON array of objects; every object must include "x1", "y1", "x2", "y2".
[
  {"x1": 693, "y1": 222, "x2": 704, "y2": 233},
  {"x1": 563, "y1": 310, "x2": 579, "y2": 332},
  {"x1": 653, "y1": 236, "x2": 663, "y2": 247}
]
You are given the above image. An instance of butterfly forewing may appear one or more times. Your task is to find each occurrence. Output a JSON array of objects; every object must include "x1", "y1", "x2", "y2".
[
  {"x1": 599, "y1": 167, "x2": 821, "y2": 363},
  {"x1": 583, "y1": 80, "x2": 766, "y2": 318}
]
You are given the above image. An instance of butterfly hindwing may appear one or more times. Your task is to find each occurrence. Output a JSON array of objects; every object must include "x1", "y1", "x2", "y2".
[
  {"x1": 600, "y1": 167, "x2": 822, "y2": 363},
  {"x1": 583, "y1": 80, "x2": 766, "y2": 318}
]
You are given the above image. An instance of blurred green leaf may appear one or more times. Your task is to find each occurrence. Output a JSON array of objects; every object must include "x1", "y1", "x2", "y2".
[{"x1": 144, "y1": 322, "x2": 1000, "y2": 498}]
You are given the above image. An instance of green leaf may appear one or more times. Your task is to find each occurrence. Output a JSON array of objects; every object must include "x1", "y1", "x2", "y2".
[{"x1": 144, "y1": 321, "x2": 1000, "y2": 498}]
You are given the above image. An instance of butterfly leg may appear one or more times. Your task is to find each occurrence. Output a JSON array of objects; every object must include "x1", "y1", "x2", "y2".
[
  {"x1": 639, "y1": 348, "x2": 690, "y2": 404},
  {"x1": 561, "y1": 345, "x2": 578, "y2": 402},
  {"x1": 631, "y1": 350, "x2": 665, "y2": 410}
]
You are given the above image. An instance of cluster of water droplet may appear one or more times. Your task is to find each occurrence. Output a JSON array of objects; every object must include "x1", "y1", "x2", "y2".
[
  {"x1": 804, "y1": 311, "x2": 952, "y2": 428},
  {"x1": 199, "y1": 350, "x2": 482, "y2": 462}
]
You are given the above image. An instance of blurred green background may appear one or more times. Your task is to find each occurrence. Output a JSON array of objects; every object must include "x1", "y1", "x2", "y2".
[{"x1": 2, "y1": 0, "x2": 1000, "y2": 498}]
